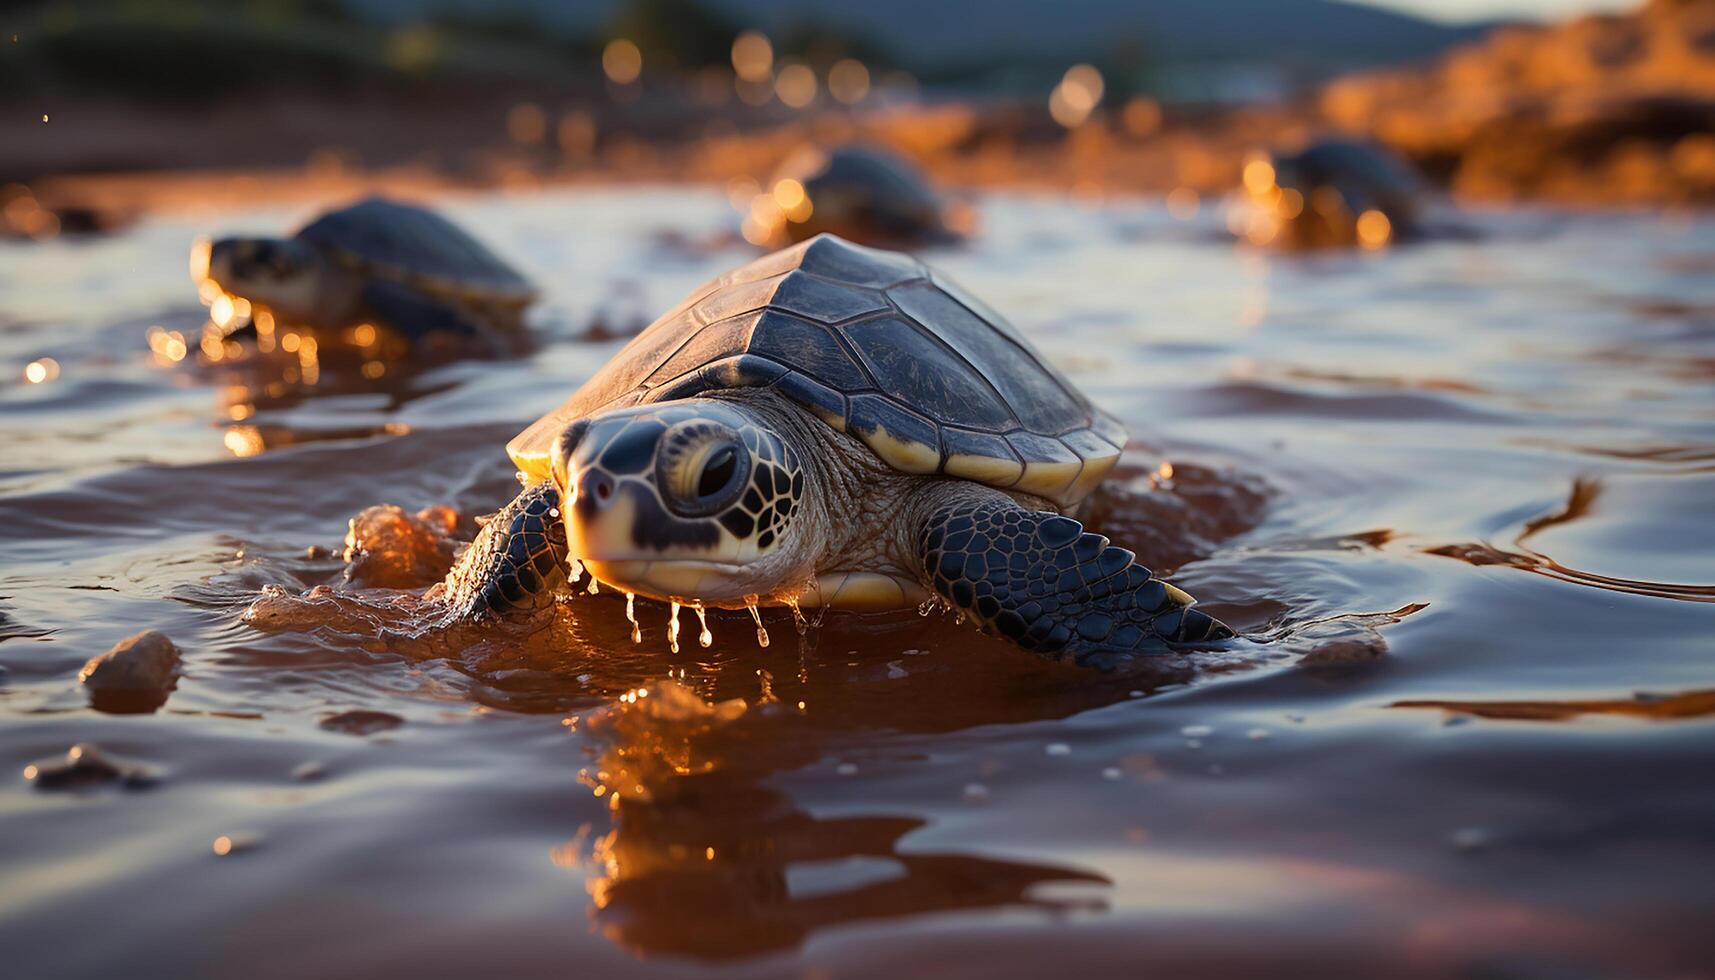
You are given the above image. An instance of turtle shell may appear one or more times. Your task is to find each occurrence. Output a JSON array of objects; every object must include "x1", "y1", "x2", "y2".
[
  {"x1": 295, "y1": 196, "x2": 536, "y2": 306},
  {"x1": 1272, "y1": 139, "x2": 1425, "y2": 222},
  {"x1": 774, "y1": 144, "x2": 948, "y2": 245},
  {"x1": 510, "y1": 234, "x2": 1127, "y2": 509}
]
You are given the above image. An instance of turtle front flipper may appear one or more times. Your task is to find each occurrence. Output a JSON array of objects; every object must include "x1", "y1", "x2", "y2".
[
  {"x1": 916, "y1": 490, "x2": 1233, "y2": 670},
  {"x1": 440, "y1": 481, "x2": 570, "y2": 619}
]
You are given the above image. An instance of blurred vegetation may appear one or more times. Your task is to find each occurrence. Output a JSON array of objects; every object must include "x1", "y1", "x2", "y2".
[
  {"x1": 607, "y1": 0, "x2": 735, "y2": 71},
  {"x1": 2, "y1": 0, "x2": 597, "y2": 103}
]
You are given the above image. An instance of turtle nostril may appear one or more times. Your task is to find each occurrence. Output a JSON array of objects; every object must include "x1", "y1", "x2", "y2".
[{"x1": 578, "y1": 471, "x2": 614, "y2": 506}]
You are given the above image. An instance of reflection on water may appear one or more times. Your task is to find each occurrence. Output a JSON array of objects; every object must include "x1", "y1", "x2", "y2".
[
  {"x1": 2, "y1": 189, "x2": 1715, "y2": 977},
  {"x1": 577, "y1": 682, "x2": 1109, "y2": 960}
]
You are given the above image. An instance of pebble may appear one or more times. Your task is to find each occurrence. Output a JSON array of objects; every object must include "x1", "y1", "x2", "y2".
[
  {"x1": 1045, "y1": 742, "x2": 1071, "y2": 756},
  {"x1": 79, "y1": 630, "x2": 180, "y2": 714},
  {"x1": 24, "y1": 743, "x2": 158, "y2": 791},
  {"x1": 318, "y1": 709, "x2": 404, "y2": 736}
]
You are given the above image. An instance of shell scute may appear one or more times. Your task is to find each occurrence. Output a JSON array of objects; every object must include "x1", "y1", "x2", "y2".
[
  {"x1": 842, "y1": 316, "x2": 1015, "y2": 430},
  {"x1": 747, "y1": 310, "x2": 870, "y2": 391}
]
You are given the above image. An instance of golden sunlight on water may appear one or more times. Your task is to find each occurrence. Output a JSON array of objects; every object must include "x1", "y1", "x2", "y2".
[{"x1": 1, "y1": 186, "x2": 1713, "y2": 977}]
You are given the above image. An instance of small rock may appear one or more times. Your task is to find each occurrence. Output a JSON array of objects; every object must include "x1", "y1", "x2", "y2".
[
  {"x1": 79, "y1": 630, "x2": 180, "y2": 714},
  {"x1": 1299, "y1": 636, "x2": 1387, "y2": 667},
  {"x1": 1045, "y1": 742, "x2": 1072, "y2": 756},
  {"x1": 319, "y1": 709, "x2": 404, "y2": 736},
  {"x1": 25, "y1": 743, "x2": 158, "y2": 791}
]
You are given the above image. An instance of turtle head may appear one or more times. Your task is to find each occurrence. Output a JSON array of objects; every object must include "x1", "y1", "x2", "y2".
[
  {"x1": 195, "y1": 236, "x2": 326, "y2": 322},
  {"x1": 552, "y1": 398, "x2": 814, "y2": 605}
]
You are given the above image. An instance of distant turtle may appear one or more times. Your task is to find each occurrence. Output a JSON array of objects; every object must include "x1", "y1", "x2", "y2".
[
  {"x1": 759, "y1": 144, "x2": 959, "y2": 248},
  {"x1": 192, "y1": 196, "x2": 536, "y2": 351},
  {"x1": 1245, "y1": 138, "x2": 1428, "y2": 249},
  {"x1": 436, "y1": 234, "x2": 1230, "y2": 669}
]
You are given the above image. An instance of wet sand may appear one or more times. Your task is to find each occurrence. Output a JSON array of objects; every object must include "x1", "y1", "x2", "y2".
[{"x1": 2, "y1": 187, "x2": 1713, "y2": 977}]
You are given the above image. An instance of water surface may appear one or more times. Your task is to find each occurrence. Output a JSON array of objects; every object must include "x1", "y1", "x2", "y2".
[{"x1": 2, "y1": 188, "x2": 1713, "y2": 978}]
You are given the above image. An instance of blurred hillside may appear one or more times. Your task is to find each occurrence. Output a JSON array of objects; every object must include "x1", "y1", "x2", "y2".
[{"x1": 3, "y1": 0, "x2": 1712, "y2": 212}]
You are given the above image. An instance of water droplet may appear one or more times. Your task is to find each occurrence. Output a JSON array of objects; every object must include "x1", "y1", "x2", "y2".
[
  {"x1": 1181, "y1": 724, "x2": 1214, "y2": 738},
  {"x1": 567, "y1": 558, "x2": 583, "y2": 585},
  {"x1": 785, "y1": 595, "x2": 808, "y2": 635},
  {"x1": 625, "y1": 592, "x2": 640, "y2": 644},
  {"x1": 1102, "y1": 767, "x2": 1123, "y2": 781},
  {"x1": 1045, "y1": 742, "x2": 1071, "y2": 756},
  {"x1": 744, "y1": 594, "x2": 769, "y2": 648},
  {"x1": 585, "y1": 576, "x2": 600, "y2": 595},
  {"x1": 667, "y1": 600, "x2": 681, "y2": 654},
  {"x1": 693, "y1": 603, "x2": 712, "y2": 648},
  {"x1": 835, "y1": 762, "x2": 858, "y2": 776}
]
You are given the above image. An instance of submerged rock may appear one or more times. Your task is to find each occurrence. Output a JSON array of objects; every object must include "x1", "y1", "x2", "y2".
[
  {"x1": 79, "y1": 630, "x2": 181, "y2": 714},
  {"x1": 319, "y1": 709, "x2": 404, "y2": 736},
  {"x1": 24, "y1": 743, "x2": 160, "y2": 791}
]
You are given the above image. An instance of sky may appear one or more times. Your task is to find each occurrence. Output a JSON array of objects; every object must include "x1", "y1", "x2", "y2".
[{"x1": 1354, "y1": 0, "x2": 1636, "y2": 23}]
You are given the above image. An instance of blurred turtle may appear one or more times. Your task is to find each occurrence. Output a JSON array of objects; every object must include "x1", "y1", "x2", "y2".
[
  {"x1": 753, "y1": 144, "x2": 962, "y2": 248},
  {"x1": 1241, "y1": 138, "x2": 1429, "y2": 250},
  {"x1": 191, "y1": 196, "x2": 536, "y2": 354}
]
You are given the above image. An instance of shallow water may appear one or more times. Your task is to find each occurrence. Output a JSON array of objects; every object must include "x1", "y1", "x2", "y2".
[{"x1": 3, "y1": 188, "x2": 1713, "y2": 978}]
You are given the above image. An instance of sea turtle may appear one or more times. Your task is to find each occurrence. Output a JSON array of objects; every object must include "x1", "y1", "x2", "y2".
[
  {"x1": 756, "y1": 144, "x2": 959, "y2": 249},
  {"x1": 1244, "y1": 138, "x2": 1427, "y2": 249},
  {"x1": 436, "y1": 234, "x2": 1231, "y2": 669},
  {"x1": 191, "y1": 196, "x2": 536, "y2": 351}
]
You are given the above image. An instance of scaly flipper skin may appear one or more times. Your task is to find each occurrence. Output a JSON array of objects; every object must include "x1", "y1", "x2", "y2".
[
  {"x1": 917, "y1": 491, "x2": 1233, "y2": 670},
  {"x1": 440, "y1": 481, "x2": 569, "y2": 618}
]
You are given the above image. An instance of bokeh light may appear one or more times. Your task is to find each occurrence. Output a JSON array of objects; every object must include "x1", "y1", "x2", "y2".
[
  {"x1": 775, "y1": 62, "x2": 817, "y2": 109},
  {"x1": 23, "y1": 357, "x2": 59, "y2": 384},
  {"x1": 1357, "y1": 209, "x2": 1393, "y2": 249},
  {"x1": 1050, "y1": 64, "x2": 1104, "y2": 128},
  {"x1": 508, "y1": 103, "x2": 547, "y2": 145},
  {"x1": 602, "y1": 39, "x2": 642, "y2": 85},
  {"x1": 730, "y1": 31, "x2": 772, "y2": 82},
  {"x1": 828, "y1": 59, "x2": 870, "y2": 105}
]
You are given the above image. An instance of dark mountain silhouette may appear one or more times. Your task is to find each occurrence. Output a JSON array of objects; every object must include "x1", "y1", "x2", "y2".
[{"x1": 353, "y1": 0, "x2": 1493, "y2": 73}]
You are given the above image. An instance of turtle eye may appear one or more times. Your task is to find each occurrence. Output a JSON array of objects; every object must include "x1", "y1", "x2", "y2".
[
  {"x1": 698, "y1": 446, "x2": 738, "y2": 499},
  {"x1": 656, "y1": 422, "x2": 750, "y2": 517}
]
